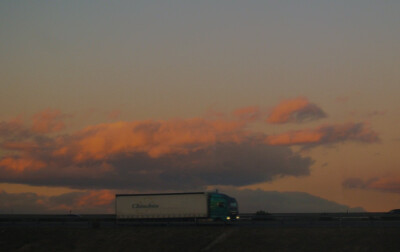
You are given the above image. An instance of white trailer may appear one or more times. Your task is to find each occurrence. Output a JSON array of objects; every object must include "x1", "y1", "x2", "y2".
[{"x1": 116, "y1": 192, "x2": 209, "y2": 219}]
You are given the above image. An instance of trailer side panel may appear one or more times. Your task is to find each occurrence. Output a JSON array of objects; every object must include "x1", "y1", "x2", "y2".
[{"x1": 116, "y1": 193, "x2": 208, "y2": 219}]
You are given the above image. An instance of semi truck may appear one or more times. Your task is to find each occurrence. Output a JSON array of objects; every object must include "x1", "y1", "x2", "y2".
[{"x1": 115, "y1": 192, "x2": 239, "y2": 221}]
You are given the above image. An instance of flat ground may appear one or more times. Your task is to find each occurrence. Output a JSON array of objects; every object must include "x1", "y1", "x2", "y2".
[{"x1": 2, "y1": 226, "x2": 400, "y2": 251}]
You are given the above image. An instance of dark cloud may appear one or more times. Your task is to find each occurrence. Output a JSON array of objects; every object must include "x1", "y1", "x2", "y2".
[
  {"x1": 366, "y1": 110, "x2": 386, "y2": 118},
  {"x1": 342, "y1": 178, "x2": 367, "y2": 189},
  {"x1": 0, "y1": 119, "x2": 32, "y2": 140},
  {"x1": 0, "y1": 140, "x2": 313, "y2": 190},
  {"x1": 266, "y1": 122, "x2": 379, "y2": 146},
  {"x1": 220, "y1": 188, "x2": 364, "y2": 213},
  {"x1": 291, "y1": 104, "x2": 327, "y2": 123},
  {"x1": 0, "y1": 191, "x2": 48, "y2": 214}
]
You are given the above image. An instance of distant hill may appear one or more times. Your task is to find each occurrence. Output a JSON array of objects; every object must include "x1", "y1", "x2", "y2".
[{"x1": 221, "y1": 188, "x2": 365, "y2": 213}]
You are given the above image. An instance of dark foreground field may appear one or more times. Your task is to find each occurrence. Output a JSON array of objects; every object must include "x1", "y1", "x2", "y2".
[{"x1": 2, "y1": 226, "x2": 400, "y2": 251}]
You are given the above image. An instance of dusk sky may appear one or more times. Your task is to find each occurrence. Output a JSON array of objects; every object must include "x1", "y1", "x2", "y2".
[{"x1": 1, "y1": 1, "x2": 400, "y2": 213}]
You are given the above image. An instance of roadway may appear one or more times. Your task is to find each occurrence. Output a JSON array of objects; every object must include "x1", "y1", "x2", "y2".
[{"x1": 1, "y1": 212, "x2": 400, "y2": 228}]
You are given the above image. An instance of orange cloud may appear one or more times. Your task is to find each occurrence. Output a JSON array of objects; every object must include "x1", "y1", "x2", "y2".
[
  {"x1": 0, "y1": 116, "x2": 249, "y2": 175},
  {"x1": 2, "y1": 141, "x2": 39, "y2": 151},
  {"x1": 344, "y1": 177, "x2": 400, "y2": 194},
  {"x1": 75, "y1": 190, "x2": 114, "y2": 207},
  {"x1": 31, "y1": 109, "x2": 67, "y2": 134},
  {"x1": 0, "y1": 190, "x2": 116, "y2": 214},
  {"x1": 0, "y1": 156, "x2": 46, "y2": 172},
  {"x1": 265, "y1": 130, "x2": 324, "y2": 146},
  {"x1": 368, "y1": 177, "x2": 400, "y2": 193},
  {"x1": 58, "y1": 118, "x2": 247, "y2": 161},
  {"x1": 267, "y1": 97, "x2": 326, "y2": 124},
  {"x1": 265, "y1": 122, "x2": 379, "y2": 146}
]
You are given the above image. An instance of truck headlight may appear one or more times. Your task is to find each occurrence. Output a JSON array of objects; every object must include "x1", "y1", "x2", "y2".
[
  {"x1": 236, "y1": 216, "x2": 240, "y2": 219},
  {"x1": 226, "y1": 216, "x2": 231, "y2": 220}
]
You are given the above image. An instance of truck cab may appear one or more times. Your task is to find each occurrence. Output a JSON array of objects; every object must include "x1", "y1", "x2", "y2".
[{"x1": 209, "y1": 193, "x2": 239, "y2": 221}]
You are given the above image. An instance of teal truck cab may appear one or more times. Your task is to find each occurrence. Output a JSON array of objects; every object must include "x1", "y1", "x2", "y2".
[{"x1": 208, "y1": 192, "x2": 239, "y2": 221}]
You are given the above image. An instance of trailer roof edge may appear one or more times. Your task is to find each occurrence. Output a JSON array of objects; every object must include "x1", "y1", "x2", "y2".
[{"x1": 115, "y1": 192, "x2": 207, "y2": 197}]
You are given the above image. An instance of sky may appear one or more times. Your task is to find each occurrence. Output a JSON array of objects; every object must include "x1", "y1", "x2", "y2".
[{"x1": 1, "y1": 1, "x2": 400, "y2": 213}]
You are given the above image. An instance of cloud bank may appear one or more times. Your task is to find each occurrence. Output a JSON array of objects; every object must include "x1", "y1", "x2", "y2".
[
  {"x1": 0, "y1": 101, "x2": 379, "y2": 193},
  {"x1": 0, "y1": 129, "x2": 313, "y2": 190}
]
